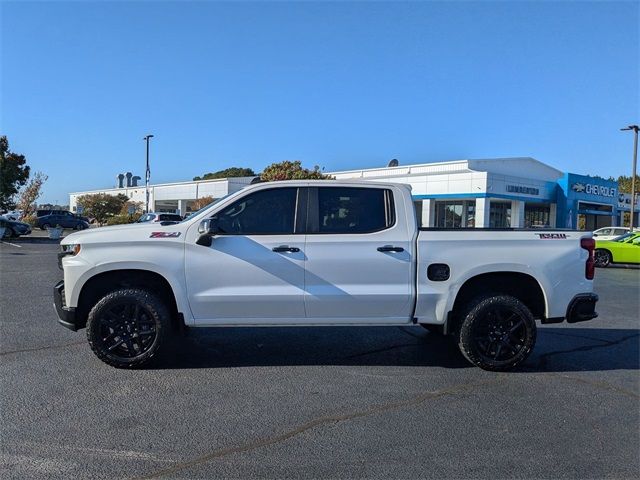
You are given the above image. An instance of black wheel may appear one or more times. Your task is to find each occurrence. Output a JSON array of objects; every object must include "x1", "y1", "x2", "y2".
[
  {"x1": 41, "y1": 223, "x2": 50, "y2": 230},
  {"x1": 86, "y1": 289, "x2": 170, "y2": 368},
  {"x1": 456, "y1": 295, "x2": 536, "y2": 371},
  {"x1": 594, "y1": 249, "x2": 611, "y2": 267},
  {"x1": 2, "y1": 227, "x2": 13, "y2": 239}
]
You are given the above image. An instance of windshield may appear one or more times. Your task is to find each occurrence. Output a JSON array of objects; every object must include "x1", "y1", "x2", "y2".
[
  {"x1": 613, "y1": 233, "x2": 636, "y2": 242},
  {"x1": 181, "y1": 194, "x2": 232, "y2": 222}
]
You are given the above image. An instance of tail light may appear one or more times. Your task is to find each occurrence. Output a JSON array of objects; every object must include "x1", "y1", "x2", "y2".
[{"x1": 581, "y1": 237, "x2": 595, "y2": 280}]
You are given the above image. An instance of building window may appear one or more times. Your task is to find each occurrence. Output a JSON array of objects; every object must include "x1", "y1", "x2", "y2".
[
  {"x1": 435, "y1": 200, "x2": 476, "y2": 228},
  {"x1": 525, "y1": 204, "x2": 551, "y2": 228},
  {"x1": 489, "y1": 202, "x2": 511, "y2": 228}
]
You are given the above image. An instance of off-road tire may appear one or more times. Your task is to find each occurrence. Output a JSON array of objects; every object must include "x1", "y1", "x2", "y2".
[
  {"x1": 456, "y1": 294, "x2": 537, "y2": 371},
  {"x1": 86, "y1": 289, "x2": 170, "y2": 368}
]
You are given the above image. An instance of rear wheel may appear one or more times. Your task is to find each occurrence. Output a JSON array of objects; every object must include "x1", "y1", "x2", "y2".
[
  {"x1": 594, "y1": 249, "x2": 611, "y2": 267},
  {"x1": 2, "y1": 227, "x2": 14, "y2": 239},
  {"x1": 456, "y1": 294, "x2": 536, "y2": 371},
  {"x1": 41, "y1": 223, "x2": 50, "y2": 230},
  {"x1": 86, "y1": 289, "x2": 170, "y2": 368}
]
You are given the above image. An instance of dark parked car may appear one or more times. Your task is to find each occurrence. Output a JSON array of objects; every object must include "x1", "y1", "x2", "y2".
[
  {"x1": 37, "y1": 210, "x2": 90, "y2": 222},
  {"x1": 37, "y1": 212, "x2": 89, "y2": 230},
  {"x1": 136, "y1": 212, "x2": 183, "y2": 225},
  {"x1": 0, "y1": 218, "x2": 32, "y2": 238}
]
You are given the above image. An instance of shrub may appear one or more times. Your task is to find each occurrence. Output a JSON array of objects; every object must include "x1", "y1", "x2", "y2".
[{"x1": 105, "y1": 214, "x2": 136, "y2": 226}]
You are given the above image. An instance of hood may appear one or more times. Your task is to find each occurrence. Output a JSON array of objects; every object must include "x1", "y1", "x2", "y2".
[{"x1": 61, "y1": 222, "x2": 188, "y2": 245}]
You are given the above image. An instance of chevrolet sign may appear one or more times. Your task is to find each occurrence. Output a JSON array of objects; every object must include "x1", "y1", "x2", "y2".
[{"x1": 571, "y1": 182, "x2": 616, "y2": 197}]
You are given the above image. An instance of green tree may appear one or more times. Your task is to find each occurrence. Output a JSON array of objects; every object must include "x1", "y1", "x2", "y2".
[
  {"x1": 616, "y1": 175, "x2": 640, "y2": 194},
  {"x1": 0, "y1": 136, "x2": 30, "y2": 209},
  {"x1": 77, "y1": 193, "x2": 129, "y2": 224},
  {"x1": 260, "y1": 160, "x2": 333, "y2": 182},
  {"x1": 193, "y1": 167, "x2": 256, "y2": 181},
  {"x1": 16, "y1": 171, "x2": 48, "y2": 217}
]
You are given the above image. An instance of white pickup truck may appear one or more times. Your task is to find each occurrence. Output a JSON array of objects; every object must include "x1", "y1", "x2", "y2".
[{"x1": 54, "y1": 180, "x2": 598, "y2": 371}]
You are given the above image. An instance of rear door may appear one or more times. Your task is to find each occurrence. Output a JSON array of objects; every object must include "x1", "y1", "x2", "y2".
[
  {"x1": 303, "y1": 186, "x2": 413, "y2": 323},
  {"x1": 185, "y1": 186, "x2": 307, "y2": 323}
]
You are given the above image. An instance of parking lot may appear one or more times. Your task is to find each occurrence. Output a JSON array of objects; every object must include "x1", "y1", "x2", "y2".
[{"x1": 1, "y1": 240, "x2": 638, "y2": 479}]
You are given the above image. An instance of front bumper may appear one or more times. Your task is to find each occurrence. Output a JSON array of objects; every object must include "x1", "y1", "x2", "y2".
[
  {"x1": 53, "y1": 280, "x2": 79, "y2": 331},
  {"x1": 566, "y1": 293, "x2": 599, "y2": 323}
]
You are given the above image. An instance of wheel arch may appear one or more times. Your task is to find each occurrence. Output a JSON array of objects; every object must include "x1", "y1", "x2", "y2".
[
  {"x1": 450, "y1": 271, "x2": 547, "y2": 327},
  {"x1": 75, "y1": 269, "x2": 185, "y2": 331}
]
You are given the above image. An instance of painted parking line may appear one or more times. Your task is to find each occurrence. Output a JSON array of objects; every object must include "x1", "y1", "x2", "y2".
[{"x1": 0, "y1": 241, "x2": 22, "y2": 248}]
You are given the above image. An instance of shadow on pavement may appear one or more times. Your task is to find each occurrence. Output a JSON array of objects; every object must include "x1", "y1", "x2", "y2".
[{"x1": 150, "y1": 326, "x2": 640, "y2": 373}]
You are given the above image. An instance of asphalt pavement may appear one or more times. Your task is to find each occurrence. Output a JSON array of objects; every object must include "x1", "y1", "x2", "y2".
[{"x1": 1, "y1": 241, "x2": 638, "y2": 479}]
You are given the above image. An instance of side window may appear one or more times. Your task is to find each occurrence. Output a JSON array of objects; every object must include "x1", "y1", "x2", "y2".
[
  {"x1": 599, "y1": 228, "x2": 612, "y2": 235},
  {"x1": 214, "y1": 187, "x2": 298, "y2": 235},
  {"x1": 315, "y1": 187, "x2": 394, "y2": 234},
  {"x1": 615, "y1": 229, "x2": 627, "y2": 236}
]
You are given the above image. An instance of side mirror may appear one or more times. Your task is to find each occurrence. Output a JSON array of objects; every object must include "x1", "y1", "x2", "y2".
[
  {"x1": 196, "y1": 218, "x2": 221, "y2": 246},
  {"x1": 198, "y1": 218, "x2": 221, "y2": 235}
]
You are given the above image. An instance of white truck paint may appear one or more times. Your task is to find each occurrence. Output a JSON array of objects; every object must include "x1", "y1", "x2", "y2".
[{"x1": 54, "y1": 180, "x2": 598, "y2": 370}]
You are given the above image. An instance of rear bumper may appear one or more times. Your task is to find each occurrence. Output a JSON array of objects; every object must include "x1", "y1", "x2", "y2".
[
  {"x1": 566, "y1": 293, "x2": 599, "y2": 323},
  {"x1": 53, "y1": 280, "x2": 79, "y2": 331}
]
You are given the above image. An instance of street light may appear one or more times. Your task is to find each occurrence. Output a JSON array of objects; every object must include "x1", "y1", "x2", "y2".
[
  {"x1": 620, "y1": 125, "x2": 639, "y2": 230},
  {"x1": 143, "y1": 134, "x2": 154, "y2": 213}
]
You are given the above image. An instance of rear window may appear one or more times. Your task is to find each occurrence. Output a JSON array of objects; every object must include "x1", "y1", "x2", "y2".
[{"x1": 159, "y1": 214, "x2": 182, "y2": 221}]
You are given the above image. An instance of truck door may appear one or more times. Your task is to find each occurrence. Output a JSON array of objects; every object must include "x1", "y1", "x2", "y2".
[
  {"x1": 303, "y1": 186, "x2": 414, "y2": 323},
  {"x1": 185, "y1": 187, "x2": 306, "y2": 323}
]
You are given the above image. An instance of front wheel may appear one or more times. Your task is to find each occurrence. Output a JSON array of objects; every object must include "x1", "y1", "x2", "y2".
[
  {"x1": 594, "y1": 249, "x2": 611, "y2": 267},
  {"x1": 86, "y1": 289, "x2": 171, "y2": 368},
  {"x1": 456, "y1": 295, "x2": 536, "y2": 371},
  {"x1": 2, "y1": 228, "x2": 14, "y2": 239}
]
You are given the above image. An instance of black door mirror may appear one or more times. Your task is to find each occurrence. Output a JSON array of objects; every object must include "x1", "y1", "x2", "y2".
[
  {"x1": 196, "y1": 218, "x2": 221, "y2": 246},
  {"x1": 198, "y1": 218, "x2": 222, "y2": 235}
]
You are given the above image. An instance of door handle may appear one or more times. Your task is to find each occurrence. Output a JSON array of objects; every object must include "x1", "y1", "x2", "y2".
[
  {"x1": 377, "y1": 245, "x2": 404, "y2": 253},
  {"x1": 272, "y1": 246, "x2": 300, "y2": 253}
]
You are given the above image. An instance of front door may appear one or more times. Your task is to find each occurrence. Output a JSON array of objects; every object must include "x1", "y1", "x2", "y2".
[
  {"x1": 303, "y1": 186, "x2": 414, "y2": 323},
  {"x1": 185, "y1": 187, "x2": 306, "y2": 324}
]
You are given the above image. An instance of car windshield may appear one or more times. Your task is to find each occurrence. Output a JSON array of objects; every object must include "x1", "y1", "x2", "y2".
[
  {"x1": 613, "y1": 233, "x2": 635, "y2": 242},
  {"x1": 180, "y1": 194, "x2": 232, "y2": 222}
]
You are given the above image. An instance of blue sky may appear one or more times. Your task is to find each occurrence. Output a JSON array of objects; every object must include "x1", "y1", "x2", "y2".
[{"x1": 2, "y1": 1, "x2": 638, "y2": 204}]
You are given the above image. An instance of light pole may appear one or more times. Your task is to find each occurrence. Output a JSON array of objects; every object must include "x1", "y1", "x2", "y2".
[
  {"x1": 621, "y1": 125, "x2": 639, "y2": 229},
  {"x1": 143, "y1": 134, "x2": 154, "y2": 213}
]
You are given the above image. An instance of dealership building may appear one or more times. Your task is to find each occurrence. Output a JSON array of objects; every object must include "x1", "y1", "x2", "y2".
[{"x1": 69, "y1": 157, "x2": 638, "y2": 229}]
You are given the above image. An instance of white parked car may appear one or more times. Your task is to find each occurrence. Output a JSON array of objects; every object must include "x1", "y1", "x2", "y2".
[
  {"x1": 0, "y1": 210, "x2": 23, "y2": 221},
  {"x1": 592, "y1": 227, "x2": 630, "y2": 241},
  {"x1": 54, "y1": 180, "x2": 598, "y2": 371}
]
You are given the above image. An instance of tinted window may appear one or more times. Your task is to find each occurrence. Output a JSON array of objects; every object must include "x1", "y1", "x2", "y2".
[
  {"x1": 214, "y1": 188, "x2": 298, "y2": 235},
  {"x1": 159, "y1": 214, "x2": 182, "y2": 221},
  {"x1": 316, "y1": 187, "x2": 393, "y2": 234}
]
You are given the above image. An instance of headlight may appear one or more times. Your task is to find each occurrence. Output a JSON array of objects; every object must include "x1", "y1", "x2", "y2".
[{"x1": 61, "y1": 244, "x2": 81, "y2": 256}]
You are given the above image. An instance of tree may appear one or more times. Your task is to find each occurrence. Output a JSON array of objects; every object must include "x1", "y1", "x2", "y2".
[
  {"x1": 77, "y1": 193, "x2": 129, "y2": 224},
  {"x1": 0, "y1": 136, "x2": 30, "y2": 209},
  {"x1": 191, "y1": 196, "x2": 214, "y2": 210},
  {"x1": 193, "y1": 167, "x2": 256, "y2": 181},
  {"x1": 616, "y1": 175, "x2": 640, "y2": 194},
  {"x1": 260, "y1": 160, "x2": 333, "y2": 182},
  {"x1": 119, "y1": 200, "x2": 144, "y2": 216},
  {"x1": 16, "y1": 172, "x2": 48, "y2": 217}
]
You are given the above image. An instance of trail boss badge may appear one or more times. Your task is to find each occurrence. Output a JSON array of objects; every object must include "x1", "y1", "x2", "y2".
[{"x1": 150, "y1": 232, "x2": 181, "y2": 238}]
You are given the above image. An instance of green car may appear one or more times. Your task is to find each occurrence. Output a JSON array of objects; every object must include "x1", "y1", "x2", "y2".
[{"x1": 594, "y1": 232, "x2": 640, "y2": 267}]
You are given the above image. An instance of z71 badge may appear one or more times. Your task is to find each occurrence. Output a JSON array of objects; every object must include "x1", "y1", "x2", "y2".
[
  {"x1": 536, "y1": 233, "x2": 567, "y2": 239},
  {"x1": 150, "y1": 232, "x2": 181, "y2": 238}
]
